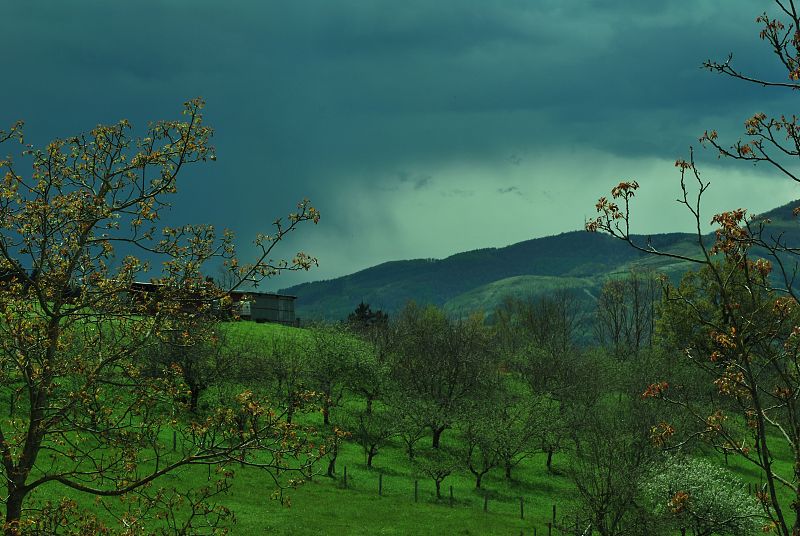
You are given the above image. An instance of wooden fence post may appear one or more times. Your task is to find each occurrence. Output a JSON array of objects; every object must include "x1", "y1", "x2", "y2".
[
  {"x1": 483, "y1": 495, "x2": 488, "y2": 512},
  {"x1": 519, "y1": 497, "x2": 524, "y2": 519},
  {"x1": 379, "y1": 473, "x2": 383, "y2": 496},
  {"x1": 547, "y1": 522, "x2": 551, "y2": 536},
  {"x1": 449, "y1": 485, "x2": 453, "y2": 507},
  {"x1": 343, "y1": 466, "x2": 348, "y2": 489},
  {"x1": 414, "y1": 480, "x2": 418, "y2": 503}
]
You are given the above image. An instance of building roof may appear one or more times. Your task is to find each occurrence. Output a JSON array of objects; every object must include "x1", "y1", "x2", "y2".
[
  {"x1": 127, "y1": 282, "x2": 296, "y2": 300},
  {"x1": 229, "y1": 290, "x2": 297, "y2": 301}
]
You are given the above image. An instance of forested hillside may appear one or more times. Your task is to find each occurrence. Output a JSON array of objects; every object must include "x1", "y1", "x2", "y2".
[{"x1": 282, "y1": 200, "x2": 800, "y2": 322}]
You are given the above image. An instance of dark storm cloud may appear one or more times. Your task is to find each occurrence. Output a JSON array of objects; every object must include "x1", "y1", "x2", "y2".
[{"x1": 1, "y1": 0, "x2": 794, "y2": 288}]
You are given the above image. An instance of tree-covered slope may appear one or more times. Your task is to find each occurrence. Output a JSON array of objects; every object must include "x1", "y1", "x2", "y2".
[
  {"x1": 280, "y1": 231, "x2": 687, "y2": 320},
  {"x1": 281, "y1": 199, "x2": 800, "y2": 322}
]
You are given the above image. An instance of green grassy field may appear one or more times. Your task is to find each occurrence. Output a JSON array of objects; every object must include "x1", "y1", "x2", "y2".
[
  {"x1": 211, "y1": 323, "x2": 791, "y2": 535},
  {"x1": 212, "y1": 321, "x2": 576, "y2": 533},
  {"x1": 228, "y1": 433, "x2": 574, "y2": 535},
  {"x1": 9, "y1": 320, "x2": 789, "y2": 535}
]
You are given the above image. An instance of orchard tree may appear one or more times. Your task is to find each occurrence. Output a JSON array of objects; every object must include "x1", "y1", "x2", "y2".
[
  {"x1": 494, "y1": 290, "x2": 582, "y2": 362},
  {"x1": 413, "y1": 448, "x2": 458, "y2": 500},
  {"x1": 257, "y1": 331, "x2": 309, "y2": 425},
  {"x1": 565, "y1": 397, "x2": 658, "y2": 536},
  {"x1": 345, "y1": 309, "x2": 396, "y2": 415},
  {"x1": 390, "y1": 303, "x2": 497, "y2": 448},
  {"x1": 143, "y1": 312, "x2": 232, "y2": 414},
  {"x1": 641, "y1": 456, "x2": 764, "y2": 536},
  {"x1": 586, "y1": 3, "x2": 800, "y2": 534},
  {"x1": 388, "y1": 401, "x2": 427, "y2": 460},
  {"x1": 0, "y1": 100, "x2": 322, "y2": 534},
  {"x1": 345, "y1": 333, "x2": 392, "y2": 415},
  {"x1": 346, "y1": 301, "x2": 388, "y2": 333},
  {"x1": 494, "y1": 292, "x2": 583, "y2": 403},
  {"x1": 594, "y1": 270, "x2": 659, "y2": 359},
  {"x1": 457, "y1": 405, "x2": 500, "y2": 489},
  {"x1": 490, "y1": 384, "x2": 543, "y2": 480},
  {"x1": 343, "y1": 407, "x2": 395, "y2": 468},
  {"x1": 305, "y1": 324, "x2": 356, "y2": 425}
]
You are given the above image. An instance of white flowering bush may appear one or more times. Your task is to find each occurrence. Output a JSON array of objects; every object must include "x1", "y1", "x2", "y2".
[{"x1": 640, "y1": 456, "x2": 765, "y2": 536}]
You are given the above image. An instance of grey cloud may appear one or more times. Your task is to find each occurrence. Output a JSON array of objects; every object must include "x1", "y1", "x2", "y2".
[
  {"x1": 497, "y1": 186, "x2": 523, "y2": 196},
  {"x1": 398, "y1": 172, "x2": 434, "y2": 190},
  {"x1": 507, "y1": 154, "x2": 523, "y2": 166},
  {"x1": 0, "y1": 0, "x2": 790, "y2": 287},
  {"x1": 442, "y1": 189, "x2": 475, "y2": 198}
]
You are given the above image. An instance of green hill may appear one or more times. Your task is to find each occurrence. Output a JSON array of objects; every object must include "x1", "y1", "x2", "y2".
[
  {"x1": 442, "y1": 275, "x2": 599, "y2": 318},
  {"x1": 281, "y1": 200, "x2": 800, "y2": 321}
]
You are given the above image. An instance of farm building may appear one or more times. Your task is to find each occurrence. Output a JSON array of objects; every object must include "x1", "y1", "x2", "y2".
[
  {"x1": 229, "y1": 291, "x2": 298, "y2": 325},
  {"x1": 124, "y1": 282, "x2": 298, "y2": 326}
]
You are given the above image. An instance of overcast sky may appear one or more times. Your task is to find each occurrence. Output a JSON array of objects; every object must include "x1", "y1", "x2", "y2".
[{"x1": 2, "y1": 1, "x2": 798, "y2": 289}]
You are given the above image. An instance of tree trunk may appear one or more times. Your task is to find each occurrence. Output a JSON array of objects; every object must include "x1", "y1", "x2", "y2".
[
  {"x1": 286, "y1": 394, "x2": 295, "y2": 424},
  {"x1": 431, "y1": 427, "x2": 444, "y2": 449},
  {"x1": 327, "y1": 457, "x2": 336, "y2": 477},
  {"x1": 367, "y1": 446, "x2": 377, "y2": 468},
  {"x1": 793, "y1": 490, "x2": 800, "y2": 536},
  {"x1": 5, "y1": 488, "x2": 25, "y2": 536},
  {"x1": 322, "y1": 404, "x2": 330, "y2": 426},
  {"x1": 546, "y1": 448, "x2": 554, "y2": 473},
  {"x1": 189, "y1": 387, "x2": 200, "y2": 414},
  {"x1": 365, "y1": 396, "x2": 373, "y2": 415},
  {"x1": 475, "y1": 473, "x2": 483, "y2": 489},
  {"x1": 326, "y1": 437, "x2": 339, "y2": 478},
  {"x1": 435, "y1": 480, "x2": 441, "y2": 499},
  {"x1": 504, "y1": 461, "x2": 512, "y2": 480}
]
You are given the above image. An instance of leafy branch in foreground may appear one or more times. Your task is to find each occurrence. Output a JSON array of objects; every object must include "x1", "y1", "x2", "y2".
[
  {"x1": 0, "y1": 99, "x2": 323, "y2": 534},
  {"x1": 586, "y1": 3, "x2": 800, "y2": 534}
]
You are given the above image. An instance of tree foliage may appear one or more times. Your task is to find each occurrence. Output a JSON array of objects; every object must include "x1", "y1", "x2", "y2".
[
  {"x1": 594, "y1": 270, "x2": 658, "y2": 359},
  {"x1": 587, "y1": 3, "x2": 800, "y2": 533},
  {"x1": 346, "y1": 301, "x2": 388, "y2": 333},
  {"x1": 641, "y1": 456, "x2": 764, "y2": 536},
  {"x1": 0, "y1": 100, "x2": 321, "y2": 534},
  {"x1": 389, "y1": 303, "x2": 497, "y2": 449}
]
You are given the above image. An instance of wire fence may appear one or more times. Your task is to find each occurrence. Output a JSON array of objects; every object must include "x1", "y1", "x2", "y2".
[{"x1": 327, "y1": 465, "x2": 593, "y2": 536}]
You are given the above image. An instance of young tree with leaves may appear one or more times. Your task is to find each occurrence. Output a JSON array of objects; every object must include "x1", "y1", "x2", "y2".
[
  {"x1": 641, "y1": 456, "x2": 764, "y2": 536},
  {"x1": 0, "y1": 100, "x2": 321, "y2": 534},
  {"x1": 305, "y1": 324, "x2": 356, "y2": 425},
  {"x1": 390, "y1": 303, "x2": 497, "y2": 449},
  {"x1": 587, "y1": 3, "x2": 800, "y2": 533},
  {"x1": 594, "y1": 270, "x2": 659, "y2": 359}
]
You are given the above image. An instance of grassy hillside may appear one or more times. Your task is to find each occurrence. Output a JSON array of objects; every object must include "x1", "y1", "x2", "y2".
[
  {"x1": 16, "y1": 319, "x2": 782, "y2": 534},
  {"x1": 219, "y1": 321, "x2": 792, "y2": 535}
]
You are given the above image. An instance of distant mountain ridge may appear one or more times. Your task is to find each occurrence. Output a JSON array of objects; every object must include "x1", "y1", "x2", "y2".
[{"x1": 280, "y1": 200, "x2": 800, "y2": 321}]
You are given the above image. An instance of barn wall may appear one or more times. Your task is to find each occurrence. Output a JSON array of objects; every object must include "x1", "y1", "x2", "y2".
[{"x1": 250, "y1": 294, "x2": 296, "y2": 325}]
